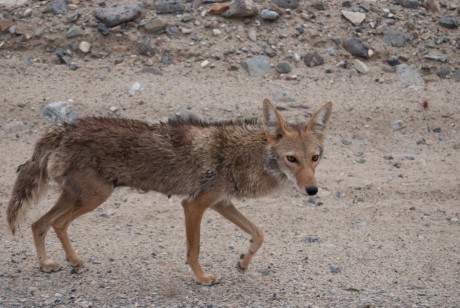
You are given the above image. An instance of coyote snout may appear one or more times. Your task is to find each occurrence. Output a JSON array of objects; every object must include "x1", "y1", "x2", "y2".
[
  {"x1": 306, "y1": 186, "x2": 318, "y2": 196},
  {"x1": 7, "y1": 98, "x2": 332, "y2": 286}
]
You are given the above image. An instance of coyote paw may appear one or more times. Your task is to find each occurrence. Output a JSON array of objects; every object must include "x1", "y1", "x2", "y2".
[
  {"x1": 66, "y1": 256, "x2": 83, "y2": 267},
  {"x1": 40, "y1": 260, "x2": 61, "y2": 272},
  {"x1": 237, "y1": 254, "x2": 248, "y2": 273},
  {"x1": 237, "y1": 260, "x2": 247, "y2": 273},
  {"x1": 196, "y1": 274, "x2": 220, "y2": 286}
]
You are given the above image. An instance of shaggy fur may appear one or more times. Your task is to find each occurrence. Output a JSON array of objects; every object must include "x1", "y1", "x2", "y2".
[{"x1": 7, "y1": 99, "x2": 332, "y2": 285}]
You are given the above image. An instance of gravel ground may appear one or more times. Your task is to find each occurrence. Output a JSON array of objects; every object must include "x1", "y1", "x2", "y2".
[{"x1": 1, "y1": 0, "x2": 459, "y2": 307}]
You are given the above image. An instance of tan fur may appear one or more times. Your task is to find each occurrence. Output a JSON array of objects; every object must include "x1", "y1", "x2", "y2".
[{"x1": 6, "y1": 99, "x2": 332, "y2": 285}]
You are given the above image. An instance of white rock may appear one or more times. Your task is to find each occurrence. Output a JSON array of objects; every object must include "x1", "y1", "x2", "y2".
[
  {"x1": 201, "y1": 60, "x2": 210, "y2": 68},
  {"x1": 128, "y1": 82, "x2": 144, "y2": 97},
  {"x1": 341, "y1": 10, "x2": 366, "y2": 25},
  {"x1": 212, "y1": 29, "x2": 221, "y2": 36},
  {"x1": 248, "y1": 28, "x2": 257, "y2": 42},
  {"x1": 353, "y1": 59, "x2": 369, "y2": 74},
  {"x1": 23, "y1": 8, "x2": 32, "y2": 17},
  {"x1": 78, "y1": 41, "x2": 91, "y2": 53}
]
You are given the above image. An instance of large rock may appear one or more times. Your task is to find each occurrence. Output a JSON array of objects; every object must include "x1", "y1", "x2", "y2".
[
  {"x1": 241, "y1": 55, "x2": 271, "y2": 76},
  {"x1": 43, "y1": 101, "x2": 78, "y2": 124},
  {"x1": 51, "y1": 0, "x2": 67, "y2": 15},
  {"x1": 439, "y1": 16, "x2": 459, "y2": 29},
  {"x1": 353, "y1": 59, "x2": 369, "y2": 74},
  {"x1": 426, "y1": 0, "x2": 440, "y2": 12},
  {"x1": 341, "y1": 10, "x2": 366, "y2": 25},
  {"x1": 343, "y1": 38, "x2": 369, "y2": 58},
  {"x1": 143, "y1": 18, "x2": 168, "y2": 33},
  {"x1": 383, "y1": 28, "x2": 409, "y2": 47},
  {"x1": 0, "y1": 0, "x2": 28, "y2": 8},
  {"x1": 396, "y1": 64, "x2": 424, "y2": 86},
  {"x1": 272, "y1": 0, "x2": 299, "y2": 9},
  {"x1": 94, "y1": 3, "x2": 143, "y2": 28},
  {"x1": 156, "y1": 0, "x2": 184, "y2": 15},
  {"x1": 66, "y1": 25, "x2": 85, "y2": 38},
  {"x1": 400, "y1": 0, "x2": 419, "y2": 9},
  {"x1": 304, "y1": 52, "x2": 324, "y2": 67},
  {"x1": 222, "y1": 0, "x2": 258, "y2": 18}
]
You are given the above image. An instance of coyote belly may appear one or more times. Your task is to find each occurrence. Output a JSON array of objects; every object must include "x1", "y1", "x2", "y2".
[{"x1": 7, "y1": 99, "x2": 332, "y2": 285}]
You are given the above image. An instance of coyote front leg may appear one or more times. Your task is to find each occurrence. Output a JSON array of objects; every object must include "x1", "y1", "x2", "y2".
[
  {"x1": 182, "y1": 191, "x2": 221, "y2": 285},
  {"x1": 213, "y1": 200, "x2": 264, "y2": 272}
]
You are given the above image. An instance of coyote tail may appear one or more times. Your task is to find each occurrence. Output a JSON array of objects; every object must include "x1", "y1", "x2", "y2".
[{"x1": 7, "y1": 129, "x2": 63, "y2": 234}]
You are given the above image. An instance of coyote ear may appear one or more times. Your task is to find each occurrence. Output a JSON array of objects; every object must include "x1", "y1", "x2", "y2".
[
  {"x1": 306, "y1": 101, "x2": 332, "y2": 140},
  {"x1": 263, "y1": 98, "x2": 287, "y2": 141}
]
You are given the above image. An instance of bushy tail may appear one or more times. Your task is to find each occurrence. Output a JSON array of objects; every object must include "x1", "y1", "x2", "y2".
[{"x1": 7, "y1": 129, "x2": 63, "y2": 234}]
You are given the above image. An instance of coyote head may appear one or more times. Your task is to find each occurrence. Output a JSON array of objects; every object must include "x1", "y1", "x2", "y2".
[{"x1": 263, "y1": 99, "x2": 332, "y2": 196}]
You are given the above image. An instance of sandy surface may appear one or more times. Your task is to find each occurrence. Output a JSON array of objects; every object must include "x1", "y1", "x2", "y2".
[{"x1": 1, "y1": 1, "x2": 460, "y2": 307}]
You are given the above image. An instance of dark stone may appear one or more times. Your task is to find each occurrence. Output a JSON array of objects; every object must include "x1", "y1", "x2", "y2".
[
  {"x1": 52, "y1": 0, "x2": 67, "y2": 15},
  {"x1": 94, "y1": 3, "x2": 143, "y2": 28},
  {"x1": 66, "y1": 25, "x2": 85, "y2": 38},
  {"x1": 436, "y1": 36, "x2": 446, "y2": 45},
  {"x1": 329, "y1": 266, "x2": 342, "y2": 274},
  {"x1": 439, "y1": 16, "x2": 458, "y2": 29},
  {"x1": 96, "y1": 23, "x2": 110, "y2": 36},
  {"x1": 161, "y1": 50, "x2": 170, "y2": 65},
  {"x1": 437, "y1": 67, "x2": 450, "y2": 79},
  {"x1": 387, "y1": 57, "x2": 401, "y2": 66},
  {"x1": 165, "y1": 25, "x2": 180, "y2": 38},
  {"x1": 67, "y1": 12, "x2": 80, "y2": 23},
  {"x1": 342, "y1": 0, "x2": 352, "y2": 8},
  {"x1": 311, "y1": 1, "x2": 328, "y2": 10},
  {"x1": 181, "y1": 15, "x2": 195, "y2": 22},
  {"x1": 343, "y1": 38, "x2": 369, "y2": 58},
  {"x1": 303, "y1": 235, "x2": 320, "y2": 243},
  {"x1": 272, "y1": 0, "x2": 299, "y2": 9},
  {"x1": 156, "y1": 0, "x2": 185, "y2": 15},
  {"x1": 433, "y1": 127, "x2": 441, "y2": 133},
  {"x1": 276, "y1": 62, "x2": 291, "y2": 74},
  {"x1": 400, "y1": 0, "x2": 419, "y2": 9},
  {"x1": 55, "y1": 48, "x2": 72, "y2": 66},
  {"x1": 303, "y1": 51, "x2": 324, "y2": 67},
  {"x1": 383, "y1": 28, "x2": 409, "y2": 47},
  {"x1": 138, "y1": 38, "x2": 155, "y2": 57},
  {"x1": 241, "y1": 55, "x2": 271, "y2": 76}
]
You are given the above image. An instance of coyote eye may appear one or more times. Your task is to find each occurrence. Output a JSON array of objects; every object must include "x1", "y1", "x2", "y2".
[
  {"x1": 286, "y1": 155, "x2": 297, "y2": 163},
  {"x1": 312, "y1": 155, "x2": 320, "y2": 162}
]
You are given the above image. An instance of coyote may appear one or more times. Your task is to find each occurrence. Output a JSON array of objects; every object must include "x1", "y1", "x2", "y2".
[{"x1": 7, "y1": 99, "x2": 332, "y2": 285}]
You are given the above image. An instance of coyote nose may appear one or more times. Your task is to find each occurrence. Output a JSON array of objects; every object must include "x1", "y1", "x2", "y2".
[{"x1": 306, "y1": 186, "x2": 318, "y2": 196}]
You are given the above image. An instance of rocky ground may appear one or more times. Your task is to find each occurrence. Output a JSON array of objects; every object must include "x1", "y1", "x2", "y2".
[{"x1": 0, "y1": 0, "x2": 459, "y2": 307}]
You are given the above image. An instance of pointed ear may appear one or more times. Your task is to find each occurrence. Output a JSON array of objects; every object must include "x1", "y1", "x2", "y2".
[
  {"x1": 263, "y1": 98, "x2": 287, "y2": 141},
  {"x1": 306, "y1": 101, "x2": 332, "y2": 140}
]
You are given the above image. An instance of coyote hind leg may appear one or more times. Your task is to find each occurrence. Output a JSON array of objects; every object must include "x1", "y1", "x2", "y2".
[
  {"x1": 212, "y1": 200, "x2": 264, "y2": 272},
  {"x1": 32, "y1": 171, "x2": 112, "y2": 272},
  {"x1": 51, "y1": 178, "x2": 112, "y2": 268},
  {"x1": 31, "y1": 189, "x2": 76, "y2": 272}
]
